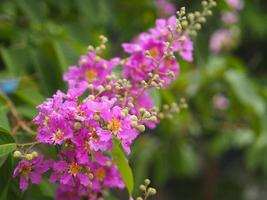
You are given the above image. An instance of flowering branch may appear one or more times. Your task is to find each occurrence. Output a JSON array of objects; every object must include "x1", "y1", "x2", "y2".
[{"x1": 11, "y1": 1, "x2": 216, "y2": 199}]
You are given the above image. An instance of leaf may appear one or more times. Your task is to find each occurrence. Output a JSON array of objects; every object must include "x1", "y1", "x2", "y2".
[
  {"x1": 112, "y1": 139, "x2": 134, "y2": 197},
  {"x1": 0, "y1": 155, "x2": 13, "y2": 198},
  {"x1": 0, "y1": 106, "x2": 10, "y2": 132},
  {"x1": 225, "y1": 70, "x2": 266, "y2": 116},
  {"x1": 0, "y1": 131, "x2": 17, "y2": 157},
  {"x1": 15, "y1": 87, "x2": 45, "y2": 107}
]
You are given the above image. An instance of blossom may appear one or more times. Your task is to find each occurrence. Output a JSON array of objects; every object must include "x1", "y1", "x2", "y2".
[
  {"x1": 33, "y1": 91, "x2": 77, "y2": 145},
  {"x1": 49, "y1": 151, "x2": 90, "y2": 187},
  {"x1": 13, "y1": 156, "x2": 51, "y2": 191},
  {"x1": 226, "y1": 0, "x2": 243, "y2": 10},
  {"x1": 213, "y1": 94, "x2": 229, "y2": 111},
  {"x1": 156, "y1": 0, "x2": 176, "y2": 17},
  {"x1": 64, "y1": 51, "x2": 120, "y2": 97},
  {"x1": 221, "y1": 12, "x2": 239, "y2": 25},
  {"x1": 209, "y1": 29, "x2": 234, "y2": 53}
]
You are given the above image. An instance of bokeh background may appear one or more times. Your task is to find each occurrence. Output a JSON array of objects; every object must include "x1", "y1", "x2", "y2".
[{"x1": 0, "y1": 0, "x2": 267, "y2": 199}]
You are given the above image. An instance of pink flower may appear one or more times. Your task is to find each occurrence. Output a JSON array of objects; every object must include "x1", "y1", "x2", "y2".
[
  {"x1": 209, "y1": 29, "x2": 233, "y2": 53},
  {"x1": 213, "y1": 94, "x2": 229, "y2": 111},
  {"x1": 49, "y1": 151, "x2": 90, "y2": 187},
  {"x1": 13, "y1": 156, "x2": 51, "y2": 191},
  {"x1": 221, "y1": 12, "x2": 239, "y2": 25},
  {"x1": 64, "y1": 51, "x2": 120, "y2": 97},
  {"x1": 34, "y1": 91, "x2": 77, "y2": 145},
  {"x1": 226, "y1": 0, "x2": 243, "y2": 10},
  {"x1": 156, "y1": 0, "x2": 176, "y2": 17}
]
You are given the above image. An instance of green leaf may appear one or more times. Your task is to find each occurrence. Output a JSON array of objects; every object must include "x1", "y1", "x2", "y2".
[
  {"x1": 15, "y1": 87, "x2": 45, "y2": 107},
  {"x1": 112, "y1": 139, "x2": 134, "y2": 197},
  {"x1": 0, "y1": 131, "x2": 17, "y2": 157},
  {"x1": 0, "y1": 106, "x2": 10, "y2": 132},
  {"x1": 225, "y1": 70, "x2": 266, "y2": 116},
  {"x1": 0, "y1": 155, "x2": 13, "y2": 199}
]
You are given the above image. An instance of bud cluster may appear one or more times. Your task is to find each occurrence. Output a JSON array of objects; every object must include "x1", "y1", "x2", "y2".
[{"x1": 136, "y1": 178, "x2": 157, "y2": 200}]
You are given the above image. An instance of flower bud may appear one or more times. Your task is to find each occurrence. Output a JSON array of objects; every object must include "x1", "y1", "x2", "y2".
[
  {"x1": 131, "y1": 121, "x2": 138, "y2": 128},
  {"x1": 74, "y1": 122, "x2": 82, "y2": 130},
  {"x1": 137, "y1": 125, "x2": 145, "y2": 132},
  {"x1": 13, "y1": 150, "x2": 22, "y2": 158},
  {"x1": 26, "y1": 153, "x2": 33, "y2": 161},
  {"x1": 130, "y1": 115, "x2": 138, "y2": 121},
  {"x1": 148, "y1": 187, "x2": 157, "y2": 195},
  {"x1": 105, "y1": 85, "x2": 112, "y2": 91},
  {"x1": 139, "y1": 184, "x2": 146, "y2": 191},
  {"x1": 144, "y1": 178, "x2": 151, "y2": 185},
  {"x1": 31, "y1": 151, "x2": 38, "y2": 158}
]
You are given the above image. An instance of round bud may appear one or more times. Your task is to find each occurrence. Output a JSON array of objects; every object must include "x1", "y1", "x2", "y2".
[
  {"x1": 201, "y1": 1, "x2": 208, "y2": 6},
  {"x1": 136, "y1": 197, "x2": 143, "y2": 200},
  {"x1": 26, "y1": 153, "x2": 33, "y2": 161},
  {"x1": 105, "y1": 85, "x2": 112, "y2": 91},
  {"x1": 137, "y1": 125, "x2": 145, "y2": 132},
  {"x1": 13, "y1": 151, "x2": 22, "y2": 158},
  {"x1": 88, "y1": 173, "x2": 94, "y2": 179},
  {"x1": 31, "y1": 151, "x2": 38, "y2": 158},
  {"x1": 139, "y1": 184, "x2": 146, "y2": 191},
  {"x1": 88, "y1": 84, "x2": 94, "y2": 90},
  {"x1": 97, "y1": 85, "x2": 104, "y2": 92},
  {"x1": 142, "y1": 111, "x2": 151, "y2": 119},
  {"x1": 181, "y1": 20, "x2": 188, "y2": 28},
  {"x1": 188, "y1": 13, "x2": 195, "y2": 21},
  {"x1": 139, "y1": 108, "x2": 146, "y2": 114},
  {"x1": 128, "y1": 103, "x2": 134, "y2": 108},
  {"x1": 144, "y1": 179, "x2": 151, "y2": 185},
  {"x1": 149, "y1": 116, "x2": 157, "y2": 122},
  {"x1": 74, "y1": 122, "x2": 82, "y2": 130},
  {"x1": 130, "y1": 115, "x2": 138, "y2": 121},
  {"x1": 207, "y1": 10, "x2": 212, "y2": 16},
  {"x1": 87, "y1": 45, "x2": 94, "y2": 51},
  {"x1": 195, "y1": 23, "x2": 201, "y2": 30},
  {"x1": 88, "y1": 95, "x2": 95, "y2": 100},
  {"x1": 131, "y1": 121, "x2": 138, "y2": 128},
  {"x1": 148, "y1": 188, "x2": 157, "y2": 195},
  {"x1": 94, "y1": 114, "x2": 100, "y2": 121}
]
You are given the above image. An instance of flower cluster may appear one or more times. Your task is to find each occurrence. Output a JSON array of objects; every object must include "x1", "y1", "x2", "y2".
[
  {"x1": 210, "y1": 0, "x2": 243, "y2": 53},
  {"x1": 13, "y1": 1, "x2": 216, "y2": 199}
]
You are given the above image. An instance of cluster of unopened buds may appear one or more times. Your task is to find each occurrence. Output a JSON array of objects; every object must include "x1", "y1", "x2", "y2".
[{"x1": 12, "y1": 1, "x2": 216, "y2": 199}]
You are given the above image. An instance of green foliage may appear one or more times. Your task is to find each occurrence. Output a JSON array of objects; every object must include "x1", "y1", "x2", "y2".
[
  {"x1": 0, "y1": 0, "x2": 267, "y2": 199},
  {"x1": 112, "y1": 139, "x2": 134, "y2": 196}
]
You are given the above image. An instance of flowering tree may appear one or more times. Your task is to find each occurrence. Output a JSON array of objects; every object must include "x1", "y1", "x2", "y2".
[{"x1": 0, "y1": 1, "x2": 216, "y2": 199}]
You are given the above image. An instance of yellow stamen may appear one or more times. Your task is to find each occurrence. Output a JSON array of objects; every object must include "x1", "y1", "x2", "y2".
[
  {"x1": 69, "y1": 163, "x2": 80, "y2": 176},
  {"x1": 149, "y1": 47, "x2": 159, "y2": 58},
  {"x1": 85, "y1": 69, "x2": 97, "y2": 81},
  {"x1": 94, "y1": 168, "x2": 106, "y2": 181},
  {"x1": 107, "y1": 117, "x2": 121, "y2": 134},
  {"x1": 53, "y1": 129, "x2": 64, "y2": 142}
]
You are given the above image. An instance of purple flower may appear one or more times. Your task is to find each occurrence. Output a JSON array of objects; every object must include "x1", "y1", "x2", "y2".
[
  {"x1": 13, "y1": 156, "x2": 51, "y2": 191},
  {"x1": 64, "y1": 51, "x2": 120, "y2": 97},
  {"x1": 49, "y1": 151, "x2": 90, "y2": 187},
  {"x1": 226, "y1": 0, "x2": 243, "y2": 10},
  {"x1": 209, "y1": 29, "x2": 234, "y2": 53},
  {"x1": 221, "y1": 12, "x2": 239, "y2": 25},
  {"x1": 156, "y1": 0, "x2": 176, "y2": 17}
]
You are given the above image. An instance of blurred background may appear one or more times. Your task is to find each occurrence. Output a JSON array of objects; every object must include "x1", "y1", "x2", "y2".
[{"x1": 0, "y1": 0, "x2": 267, "y2": 199}]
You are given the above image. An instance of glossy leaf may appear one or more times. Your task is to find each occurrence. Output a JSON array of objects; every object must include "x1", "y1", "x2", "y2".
[{"x1": 112, "y1": 139, "x2": 134, "y2": 197}]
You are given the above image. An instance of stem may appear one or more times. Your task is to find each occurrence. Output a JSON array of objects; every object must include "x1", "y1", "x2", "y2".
[
  {"x1": 0, "y1": 92, "x2": 37, "y2": 135},
  {"x1": 17, "y1": 141, "x2": 41, "y2": 147}
]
